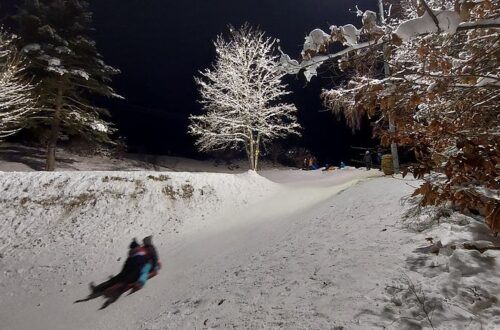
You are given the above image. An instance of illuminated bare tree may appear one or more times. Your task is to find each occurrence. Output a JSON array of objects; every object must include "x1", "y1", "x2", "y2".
[{"x1": 190, "y1": 24, "x2": 301, "y2": 170}]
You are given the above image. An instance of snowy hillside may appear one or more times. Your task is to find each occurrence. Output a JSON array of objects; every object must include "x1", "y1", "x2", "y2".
[
  {"x1": 2, "y1": 0, "x2": 498, "y2": 328},
  {"x1": 0, "y1": 168, "x2": 499, "y2": 329},
  {"x1": 0, "y1": 170, "x2": 278, "y2": 283},
  {"x1": 0, "y1": 143, "x2": 283, "y2": 173}
]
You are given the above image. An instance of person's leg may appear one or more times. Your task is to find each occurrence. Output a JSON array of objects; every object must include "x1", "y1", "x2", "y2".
[
  {"x1": 92, "y1": 274, "x2": 124, "y2": 294},
  {"x1": 100, "y1": 283, "x2": 128, "y2": 309},
  {"x1": 137, "y1": 263, "x2": 153, "y2": 288}
]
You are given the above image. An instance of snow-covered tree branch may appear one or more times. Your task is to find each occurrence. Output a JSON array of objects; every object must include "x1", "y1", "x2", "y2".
[
  {"x1": 281, "y1": 0, "x2": 500, "y2": 233},
  {"x1": 189, "y1": 24, "x2": 301, "y2": 170},
  {"x1": 0, "y1": 29, "x2": 36, "y2": 139},
  {"x1": 280, "y1": 0, "x2": 500, "y2": 81}
]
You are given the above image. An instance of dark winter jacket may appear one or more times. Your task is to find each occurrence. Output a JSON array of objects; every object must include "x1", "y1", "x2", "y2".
[
  {"x1": 119, "y1": 247, "x2": 148, "y2": 283},
  {"x1": 144, "y1": 244, "x2": 159, "y2": 270},
  {"x1": 363, "y1": 153, "x2": 373, "y2": 165}
]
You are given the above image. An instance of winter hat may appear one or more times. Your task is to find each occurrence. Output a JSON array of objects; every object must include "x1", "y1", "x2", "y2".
[
  {"x1": 129, "y1": 239, "x2": 139, "y2": 249},
  {"x1": 143, "y1": 235, "x2": 153, "y2": 246}
]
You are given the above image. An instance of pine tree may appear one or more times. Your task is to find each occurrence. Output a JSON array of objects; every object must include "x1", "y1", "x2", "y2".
[{"x1": 13, "y1": 0, "x2": 122, "y2": 170}]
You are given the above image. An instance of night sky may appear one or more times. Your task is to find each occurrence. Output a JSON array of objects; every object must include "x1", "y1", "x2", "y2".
[{"x1": 7, "y1": 0, "x2": 379, "y2": 165}]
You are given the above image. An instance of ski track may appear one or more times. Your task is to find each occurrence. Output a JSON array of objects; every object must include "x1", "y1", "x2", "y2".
[
  {"x1": 142, "y1": 178, "x2": 410, "y2": 329},
  {"x1": 0, "y1": 172, "x2": 425, "y2": 330},
  {"x1": 141, "y1": 178, "x2": 414, "y2": 330}
]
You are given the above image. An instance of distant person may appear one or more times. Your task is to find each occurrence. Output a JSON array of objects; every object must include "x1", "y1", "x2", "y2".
[
  {"x1": 340, "y1": 161, "x2": 346, "y2": 169},
  {"x1": 302, "y1": 157, "x2": 308, "y2": 170},
  {"x1": 90, "y1": 239, "x2": 148, "y2": 295},
  {"x1": 311, "y1": 156, "x2": 319, "y2": 170},
  {"x1": 377, "y1": 146, "x2": 384, "y2": 165},
  {"x1": 363, "y1": 151, "x2": 373, "y2": 170},
  {"x1": 307, "y1": 156, "x2": 313, "y2": 170}
]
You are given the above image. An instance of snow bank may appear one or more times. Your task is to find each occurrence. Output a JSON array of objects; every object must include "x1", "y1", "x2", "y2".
[
  {"x1": 382, "y1": 204, "x2": 500, "y2": 329},
  {"x1": 0, "y1": 170, "x2": 278, "y2": 289},
  {"x1": 2, "y1": 170, "x2": 497, "y2": 329},
  {"x1": 261, "y1": 166, "x2": 379, "y2": 187}
]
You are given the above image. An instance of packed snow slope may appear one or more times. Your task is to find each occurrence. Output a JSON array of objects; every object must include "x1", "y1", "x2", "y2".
[{"x1": 1, "y1": 168, "x2": 499, "y2": 329}]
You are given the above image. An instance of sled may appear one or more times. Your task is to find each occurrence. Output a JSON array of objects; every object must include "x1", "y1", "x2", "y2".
[{"x1": 104, "y1": 261, "x2": 162, "y2": 295}]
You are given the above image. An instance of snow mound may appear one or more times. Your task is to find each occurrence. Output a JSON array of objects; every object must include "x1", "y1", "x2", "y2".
[
  {"x1": 0, "y1": 170, "x2": 278, "y2": 287},
  {"x1": 383, "y1": 205, "x2": 500, "y2": 329}
]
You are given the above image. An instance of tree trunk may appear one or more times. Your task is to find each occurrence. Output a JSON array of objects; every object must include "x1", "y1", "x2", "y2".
[
  {"x1": 247, "y1": 130, "x2": 256, "y2": 170},
  {"x1": 245, "y1": 144, "x2": 253, "y2": 170},
  {"x1": 249, "y1": 140, "x2": 255, "y2": 170},
  {"x1": 253, "y1": 134, "x2": 261, "y2": 171},
  {"x1": 45, "y1": 86, "x2": 63, "y2": 171}
]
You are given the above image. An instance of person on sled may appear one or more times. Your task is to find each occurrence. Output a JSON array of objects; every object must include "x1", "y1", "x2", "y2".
[
  {"x1": 136, "y1": 235, "x2": 161, "y2": 289},
  {"x1": 90, "y1": 239, "x2": 147, "y2": 295}
]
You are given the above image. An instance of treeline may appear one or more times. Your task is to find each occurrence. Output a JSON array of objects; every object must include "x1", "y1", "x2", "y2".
[{"x1": 0, "y1": 0, "x2": 121, "y2": 170}]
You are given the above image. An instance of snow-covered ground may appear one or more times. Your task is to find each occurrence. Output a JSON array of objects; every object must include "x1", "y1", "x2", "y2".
[
  {"x1": 0, "y1": 143, "x2": 282, "y2": 173},
  {"x1": 0, "y1": 166, "x2": 499, "y2": 329}
]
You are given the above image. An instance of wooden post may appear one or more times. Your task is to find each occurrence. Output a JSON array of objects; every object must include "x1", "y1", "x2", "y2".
[{"x1": 378, "y1": 0, "x2": 400, "y2": 174}]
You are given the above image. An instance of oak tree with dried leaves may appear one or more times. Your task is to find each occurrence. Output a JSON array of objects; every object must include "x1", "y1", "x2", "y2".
[{"x1": 281, "y1": 0, "x2": 499, "y2": 233}]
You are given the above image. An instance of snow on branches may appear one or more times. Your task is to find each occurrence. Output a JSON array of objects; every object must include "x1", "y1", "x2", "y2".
[
  {"x1": 14, "y1": 0, "x2": 122, "y2": 170},
  {"x1": 0, "y1": 29, "x2": 36, "y2": 138},
  {"x1": 282, "y1": 0, "x2": 500, "y2": 233},
  {"x1": 280, "y1": 0, "x2": 500, "y2": 82},
  {"x1": 189, "y1": 24, "x2": 301, "y2": 170}
]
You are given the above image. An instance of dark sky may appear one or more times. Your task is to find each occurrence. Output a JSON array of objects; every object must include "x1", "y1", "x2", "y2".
[{"x1": 8, "y1": 0, "x2": 379, "y2": 164}]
